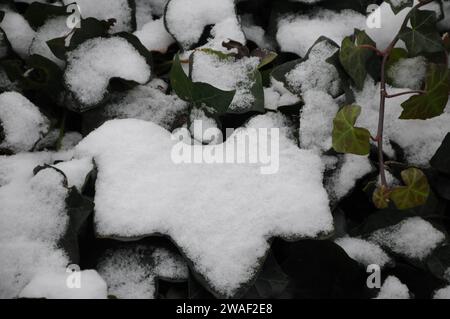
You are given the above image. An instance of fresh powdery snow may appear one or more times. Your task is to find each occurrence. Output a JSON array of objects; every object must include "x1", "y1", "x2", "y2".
[
  {"x1": 387, "y1": 56, "x2": 427, "y2": 90},
  {"x1": 335, "y1": 237, "x2": 391, "y2": 268},
  {"x1": 355, "y1": 80, "x2": 450, "y2": 165},
  {"x1": 433, "y1": 286, "x2": 450, "y2": 299},
  {"x1": 329, "y1": 154, "x2": 373, "y2": 201},
  {"x1": 0, "y1": 92, "x2": 50, "y2": 153},
  {"x1": 263, "y1": 79, "x2": 300, "y2": 110},
  {"x1": 0, "y1": 168, "x2": 71, "y2": 298},
  {"x1": 375, "y1": 276, "x2": 410, "y2": 299},
  {"x1": 134, "y1": 18, "x2": 175, "y2": 53},
  {"x1": 97, "y1": 245, "x2": 188, "y2": 299},
  {"x1": 53, "y1": 157, "x2": 94, "y2": 190},
  {"x1": 64, "y1": 37, "x2": 151, "y2": 108},
  {"x1": 165, "y1": 0, "x2": 242, "y2": 49},
  {"x1": 19, "y1": 270, "x2": 107, "y2": 299},
  {"x1": 102, "y1": 79, "x2": 188, "y2": 130},
  {"x1": 369, "y1": 217, "x2": 445, "y2": 260},
  {"x1": 276, "y1": 10, "x2": 366, "y2": 57},
  {"x1": 191, "y1": 51, "x2": 260, "y2": 112},
  {"x1": 299, "y1": 90, "x2": 339, "y2": 153},
  {"x1": 0, "y1": 11, "x2": 35, "y2": 59},
  {"x1": 74, "y1": 116, "x2": 333, "y2": 297},
  {"x1": 286, "y1": 40, "x2": 341, "y2": 96}
]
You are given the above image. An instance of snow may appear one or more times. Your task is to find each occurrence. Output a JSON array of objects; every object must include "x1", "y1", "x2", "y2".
[
  {"x1": 329, "y1": 154, "x2": 373, "y2": 200},
  {"x1": 299, "y1": 90, "x2": 339, "y2": 153},
  {"x1": 134, "y1": 18, "x2": 175, "y2": 53},
  {"x1": 97, "y1": 245, "x2": 188, "y2": 299},
  {"x1": 61, "y1": 0, "x2": 134, "y2": 33},
  {"x1": 433, "y1": 286, "x2": 450, "y2": 299},
  {"x1": 369, "y1": 217, "x2": 445, "y2": 260},
  {"x1": 286, "y1": 40, "x2": 341, "y2": 96},
  {"x1": 0, "y1": 11, "x2": 35, "y2": 59},
  {"x1": 64, "y1": 37, "x2": 151, "y2": 108},
  {"x1": 276, "y1": 10, "x2": 366, "y2": 57},
  {"x1": 355, "y1": 79, "x2": 450, "y2": 165},
  {"x1": 375, "y1": 276, "x2": 410, "y2": 299},
  {"x1": 0, "y1": 92, "x2": 50, "y2": 153},
  {"x1": 54, "y1": 157, "x2": 93, "y2": 190},
  {"x1": 0, "y1": 239, "x2": 68, "y2": 299},
  {"x1": 388, "y1": 56, "x2": 427, "y2": 90},
  {"x1": 74, "y1": 117, "x2": 333, "y2": 297},
  {"x1": 191, "y1": 51, "x2": 260, "y2": 112},
  {"x1": 101, "y1": 79, "x2": 188, "y2": 130},
  {"x1": 29, "y1": 16, "x2": 69, "y2": 68},
  {"x1": 0, "y1": 168, "x2": 71, "y2": 298},
  {"x1": 264, "y1": 79, "x2": 300, "y2": 110},
  {"x1": 335, "y1": 237, "x2": 391, "y2": 268},
  {"x1": 19, "y1": 270, "x2": 107, "y2": 299},
  {"x1": 165, "y1": 0, "x2": 241, "y2": 49}
]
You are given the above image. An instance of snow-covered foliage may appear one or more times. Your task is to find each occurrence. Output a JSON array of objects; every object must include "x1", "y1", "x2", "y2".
[{"x1": 0, "y1": 0, "x2": 449, "y2": 300}]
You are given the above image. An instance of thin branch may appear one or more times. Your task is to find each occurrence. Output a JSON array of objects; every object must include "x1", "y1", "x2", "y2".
[{"x1": 385, "y1": 90, "x2": 426, "y2": 98}]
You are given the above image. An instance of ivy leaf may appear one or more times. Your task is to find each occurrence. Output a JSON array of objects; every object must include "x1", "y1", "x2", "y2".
[
  {"x1": 251, "y1": 49, "x2": 278, "y2": 69},
  {"x1": 400, "y1": 64, "x2": 450, "y2": 119},
  {"x1": 387, "y1": 0, "x2": 413, "y2": 14},
  {"x1": 332, "y1": 105, "x2": 371, "y2": 155},
  {"x1": 170, "y1": 54, "x2": 235, "y2": 115},
  {"x1": 24, "y1": 2, "x2": 69, "y2": 29},
  {"x1": 373, "y1": 185, "x2": 391, "y2": 209},
  {"x1": 398, "y1": 9, "x2": 444, "y2": 57},
  {"x1": 390, "y1": 168, "x2": 430, "y2": 210},
  {"x1": 339, "y1": 30, "x2": 376, "y2": 90},
  {"x1": 47, "y1": 17, "x2": 115, "y2": 59},
  {"x1": 430, "y1": 133, "x2": 450, "y2": 174}
]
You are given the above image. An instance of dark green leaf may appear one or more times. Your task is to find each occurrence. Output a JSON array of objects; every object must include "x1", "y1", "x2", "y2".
[
  {"x1": 390, "y1": 168, "x2": 430, "y2": 210},
  {"x1": 332, "y1": 105, "x2": 371, "y2": 155},
  {"x1": 24, "y1": 2, "x2": 69, "y2": 29},
  {"x1": 430, "y1": 133, "x2": 450, "y2": 174},
  {"x1": 339, "y1": 30, "x2": 376, "y2": 90},
  {"x1": 398, "y1": 9, "x2": 444, "y2": 57},
  {"x1": 427, "y1": 245, "x2": 450, "y2": 281},
  {"x1": 400, "y1": 64, "x2": 450, "y2": 119},
  {"x1": 170, "y1": 54, "x2": 236, "y2": 115}
]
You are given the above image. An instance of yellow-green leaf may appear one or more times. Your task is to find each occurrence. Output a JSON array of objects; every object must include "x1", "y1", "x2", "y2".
[
  {"x1": 332, "y1": 105, "x2": 371, "y2": 155},
  {"x1": 390, "y1": 168, "x2": 430, "y2": 210},
  {"x1": 373, "y1": 185, "x2": 391, "y2": 209}
]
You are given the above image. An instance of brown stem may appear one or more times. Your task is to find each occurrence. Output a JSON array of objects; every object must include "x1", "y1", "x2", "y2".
[
  {"x1": 385, "y1": 90, "x2": 426, "y2": 98},
  {"x1": 375, "y1": 0, "x2": 435, "y2": 188}
]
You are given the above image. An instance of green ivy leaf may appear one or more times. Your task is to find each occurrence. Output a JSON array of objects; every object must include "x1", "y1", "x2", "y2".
[
  {"x1": 332, "y1": 105, "x2": 371, "y2": 155},
  {"x1": 198, "y1": 48, "x2": 234, "y2": 60},
  {"x1": 390, "y1": 168, "x2": 430, "y2": 210},
  {"x1": 170, "y1": 54, "x2": 236, "y2": 115},
  {"x1": 373, "y1": 185, "x2": 391, "y2": 209},
  {"x1": 430, "y1": 133, "x2": 450, "y2": 174},
  {"x1": 398, "y1": 9, "x2": 444, "y2": 57},
  {"x1": 387, "y1": 0, "x2": 413, "y2": 14},
  {"x1": 339, "y1": 30, "x2": 376, "y2": 90},
  {"x1": 47, "y1": 17, "x2": 114, "y2": 58},
  {"x1": 24, "y1": 2, "x2": 69, "y2": 29},
  {"x1": 400, "y1": 64, "x2": 450, "y2": 119}
]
